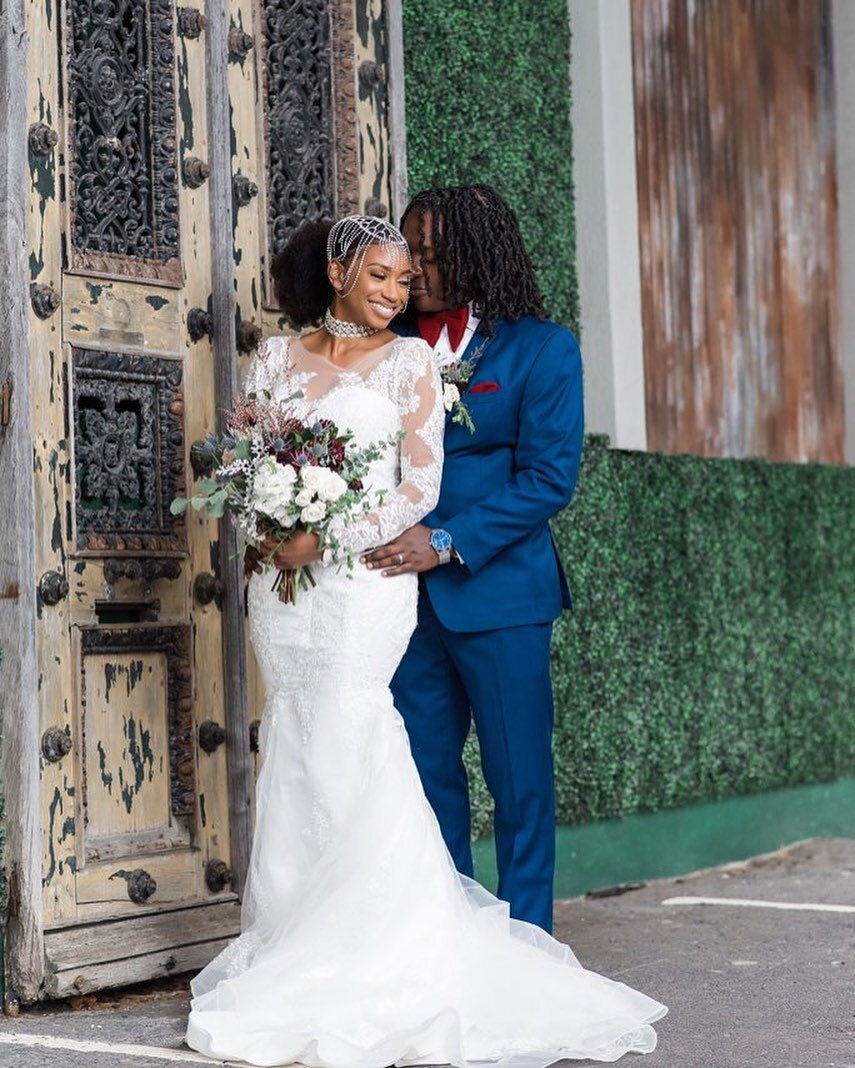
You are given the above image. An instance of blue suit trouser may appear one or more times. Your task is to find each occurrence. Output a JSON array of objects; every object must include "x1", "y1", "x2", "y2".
[{"x1": 391, "y1": 589, "x2": 556, "y2": 932}]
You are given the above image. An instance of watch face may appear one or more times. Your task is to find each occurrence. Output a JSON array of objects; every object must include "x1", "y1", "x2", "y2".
[{"x1": 430, "y1": 529, "x2": 453, "y2": 552}]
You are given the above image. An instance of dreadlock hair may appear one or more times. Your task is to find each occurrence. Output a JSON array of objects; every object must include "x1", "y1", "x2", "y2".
[{"x1": 400, "y1": 184, "x2": 547, "y2": 336}]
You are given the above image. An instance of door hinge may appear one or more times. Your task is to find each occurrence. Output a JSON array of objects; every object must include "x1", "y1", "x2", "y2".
[{"x1": 1, "y1": 379, "x2": 11, "y2": 427}]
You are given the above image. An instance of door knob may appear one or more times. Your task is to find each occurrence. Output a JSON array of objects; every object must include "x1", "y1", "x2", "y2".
[{"x1": 194, "y1": 572, "x2": 223, "y2": 608}]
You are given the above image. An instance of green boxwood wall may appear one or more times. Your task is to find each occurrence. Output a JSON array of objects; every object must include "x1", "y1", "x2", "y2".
[
  {"x1": 464, "y1": 437, "x2": 855, "y2": 835},
  {"x1": 401, "y1": 0, "x2": 579, "y2": 332}
]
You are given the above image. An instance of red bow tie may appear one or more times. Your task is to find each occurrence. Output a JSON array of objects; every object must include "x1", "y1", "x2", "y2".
[{"x1": 417, "y1": 306, "x2": 469, "y2": 351}]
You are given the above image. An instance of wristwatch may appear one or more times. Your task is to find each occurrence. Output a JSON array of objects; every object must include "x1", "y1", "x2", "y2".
[{"x1": 428, "y1": 528, "x2": 454, "y2": 565}]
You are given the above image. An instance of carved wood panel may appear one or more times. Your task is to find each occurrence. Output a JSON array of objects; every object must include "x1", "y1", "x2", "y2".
[
  {"x1": 71, "y1": 347, "x2": 186, "y2": 552},
  {"x1": 257, "y1": 0, "x2": 359, "y2": 309},
  {"x1": 64, "y1": 0, "x2": 182, "y2": 284},
  {"x1": 80, "y1": 625, "x2": 195, "y2": 829}
]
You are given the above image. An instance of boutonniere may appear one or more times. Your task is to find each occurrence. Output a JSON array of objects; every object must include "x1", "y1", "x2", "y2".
[
  {"x1": 441, "y1": 361, "x2": 476, "y2": 432},
  {"x1": 439, "y1": 336, "x2": 491, "y2": 434}
]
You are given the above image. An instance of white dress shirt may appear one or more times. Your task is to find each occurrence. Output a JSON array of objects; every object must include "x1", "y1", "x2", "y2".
[{"x1": 422, "y1": 303, "x2": 480, "y2": 566}]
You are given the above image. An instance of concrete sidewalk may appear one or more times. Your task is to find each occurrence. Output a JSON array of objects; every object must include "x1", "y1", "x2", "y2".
[{"x1": 1, "y1": 837, "x2": 853, "y2": 1068}]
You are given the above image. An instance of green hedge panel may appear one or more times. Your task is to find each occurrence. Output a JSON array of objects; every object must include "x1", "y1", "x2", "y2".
[
  {"x1": 465, "y1": 437, "x2": 855, "y2": 836},
  {"x1": 401, "y1": 0, "x2": 579, "y2": 333}
]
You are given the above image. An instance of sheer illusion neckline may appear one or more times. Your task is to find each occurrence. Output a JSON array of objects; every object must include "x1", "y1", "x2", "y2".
[{"x1": 290, "y1": 334, "x2": 399, "y2": 374}]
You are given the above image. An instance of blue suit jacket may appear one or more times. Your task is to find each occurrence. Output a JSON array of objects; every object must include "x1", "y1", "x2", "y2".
[{"x1": 396, "y1": 315, "x2": 584, "y2": 633}]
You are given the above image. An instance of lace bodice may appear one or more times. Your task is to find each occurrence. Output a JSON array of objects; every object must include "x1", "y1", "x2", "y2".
[{"x1": 244, "y1": 334, "x2": 444, "y2": 556}]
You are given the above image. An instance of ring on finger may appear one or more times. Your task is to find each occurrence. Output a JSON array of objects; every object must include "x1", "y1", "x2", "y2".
[{"x1": 396, "y1": 552, "x2": 404, "y2": 565}]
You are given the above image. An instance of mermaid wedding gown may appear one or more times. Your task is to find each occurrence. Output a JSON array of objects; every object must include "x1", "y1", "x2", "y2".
[{"x1": 186, "y1": 335, "x2": 666, "y2": 1066}]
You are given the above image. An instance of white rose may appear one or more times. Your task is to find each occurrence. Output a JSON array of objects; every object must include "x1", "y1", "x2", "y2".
[
  {"x1": 300, "y1": 500, "x2": 327, "y2": 524},
  {"x1": 316, "y1": 469, "x2": 348, "y2": 503},
  {"x1": 294, "y1": 487, "x2": 315, "y2": 507},
  {"x1": 299, "y1": 465, "x2": 326, "y2": 493},
  {"x1": 253, "y1": 458, "x2": 298, "y2": 525},
  {"x1": 443, "y1": 383, "x2": 461, "y2": 412}
]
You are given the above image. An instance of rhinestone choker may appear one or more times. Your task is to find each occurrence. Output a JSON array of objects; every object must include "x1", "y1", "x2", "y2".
[{"x1": 324, "y1": 308, "x2": 380, "y2": 338}]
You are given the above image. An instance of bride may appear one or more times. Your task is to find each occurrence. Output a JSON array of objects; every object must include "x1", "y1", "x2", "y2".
[{"x1": 185, "y1": 215, "x2": 666, "y2": 1066}]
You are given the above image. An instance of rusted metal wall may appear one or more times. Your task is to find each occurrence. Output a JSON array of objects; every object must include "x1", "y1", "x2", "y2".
[{"x1": 631, "y1": 0, "x2": 843, "y2": 462}]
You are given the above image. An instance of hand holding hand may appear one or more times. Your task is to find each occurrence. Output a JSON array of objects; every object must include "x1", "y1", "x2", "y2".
[{"x1": 361, "y1": 524, "x2": 439, "y2": 576}]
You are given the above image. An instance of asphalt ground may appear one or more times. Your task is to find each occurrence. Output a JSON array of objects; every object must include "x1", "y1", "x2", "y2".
[{"x1": 1, "y1": 837, "x2": 853, "y2": 1068}]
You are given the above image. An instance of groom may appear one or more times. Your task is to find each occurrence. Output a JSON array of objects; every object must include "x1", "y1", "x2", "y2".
[{"x1": 363, "y1": 184, "x2": 584, "y2": 932}]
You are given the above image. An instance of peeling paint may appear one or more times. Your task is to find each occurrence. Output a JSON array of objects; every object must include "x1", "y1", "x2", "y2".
[
  {"x1": 146, "y1": 295, "x2": 170, "y2": 311},
  {"x1": 178, "y1": 37, "x2": 195, "y2": 154},
  {"x1": 47, "y1": 448, "x2": 65, "y2": 557},
  {"x1": 118, "y1": 714, "x2": 156, "y2": 813},
  {"x1": 96, "y1": 740, "x2": 114, "y2": 794},
  {"x1": 104, "y1": 662, "x2": 118, "y2": 701},
  {"x1": 127, "y1": 659, "x2": 145, "y2": 692},
  {"x1": 43, "y1": 787, "x2": 63, "y2": 886}
]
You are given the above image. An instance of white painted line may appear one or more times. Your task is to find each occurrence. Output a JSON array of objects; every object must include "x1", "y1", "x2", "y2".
[
  {"x1": 662, "y1": 896, "x2": 855, "y2": 914},
  {"x1": 0, "y1": 1032, "x2": 230, "y2": 1064}
]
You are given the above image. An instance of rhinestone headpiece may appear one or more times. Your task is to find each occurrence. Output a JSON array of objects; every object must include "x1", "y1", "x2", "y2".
[{"x1": 326, "y1": 214, "x2": 412, "y2": 298}]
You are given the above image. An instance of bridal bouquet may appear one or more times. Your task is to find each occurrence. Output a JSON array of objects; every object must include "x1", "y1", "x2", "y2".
[{"x1": 171, "y1": 385, "x2": 394, "y2": 603}]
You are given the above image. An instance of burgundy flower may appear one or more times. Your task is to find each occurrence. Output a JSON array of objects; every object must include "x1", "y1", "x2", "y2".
[{"x1": 327, "y1": 438, "x2": 346, "y2": 467}]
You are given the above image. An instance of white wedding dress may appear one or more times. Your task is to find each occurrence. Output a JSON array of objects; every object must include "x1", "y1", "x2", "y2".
[{"x1": 185, "y1": 335, "x2": 666, "y2": 1066}]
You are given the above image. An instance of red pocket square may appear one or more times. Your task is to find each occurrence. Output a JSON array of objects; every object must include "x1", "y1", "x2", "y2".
[{"x1": 469, "y1": 381, "x2": 501, "y2": 394}]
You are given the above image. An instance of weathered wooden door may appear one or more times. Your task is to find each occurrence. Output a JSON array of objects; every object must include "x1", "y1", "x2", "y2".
[
  {"x1": 25, "y1": 0, "x2": 244, "y2": 998},
  {"x1": 631, "y1": 0, "x2": 843, "y2": 461},
  {"x1": 9, "y1": 0, "x2": 400, "y2": 1000}
]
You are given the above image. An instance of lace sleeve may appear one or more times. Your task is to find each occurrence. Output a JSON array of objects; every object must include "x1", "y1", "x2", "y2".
[{"x1": 329, "y1": 339, "x2": 444, "y2": 557}]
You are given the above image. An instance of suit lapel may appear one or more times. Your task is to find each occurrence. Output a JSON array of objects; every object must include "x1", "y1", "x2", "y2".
[{"x1": 462, "y1": 319, "x2": 506, "y2": 383}]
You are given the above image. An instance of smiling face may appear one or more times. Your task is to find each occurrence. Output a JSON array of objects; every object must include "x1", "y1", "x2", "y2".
[
  {"x1": 328, "y1": 243, "x2": 413, "y2": 330},
  {"x1": 402, "y1": 209, "x2": 453, "y2": 313}
]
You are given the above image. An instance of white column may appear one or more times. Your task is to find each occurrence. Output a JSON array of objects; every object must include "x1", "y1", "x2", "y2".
[
  {"x1": 833, "y1": 0, "x2": 855, "y2": 464},
  {"x1": 568, "y1": 0, "x2": 647, "y2": 451}
]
